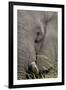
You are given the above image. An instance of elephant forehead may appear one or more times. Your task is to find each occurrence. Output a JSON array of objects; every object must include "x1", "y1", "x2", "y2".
[
  {"x1": 17, "y1": 10, "x2": 57, "y2": 40},
  {"x1": 18, "y1": 10, "x2": 57, "y2": 23},
  {"x1": 17, "y1": 10, "x2": 46, "y2": 29}
]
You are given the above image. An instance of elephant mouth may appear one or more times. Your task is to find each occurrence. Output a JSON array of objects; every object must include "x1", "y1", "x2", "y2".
[{"x1": 25, "y1": 54, "x2": 56, "y2": 79}]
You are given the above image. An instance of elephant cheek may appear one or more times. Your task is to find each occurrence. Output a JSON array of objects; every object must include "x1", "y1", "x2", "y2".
[{"x1": 17, "y1": 40, "x2": 36, "y2": 79}]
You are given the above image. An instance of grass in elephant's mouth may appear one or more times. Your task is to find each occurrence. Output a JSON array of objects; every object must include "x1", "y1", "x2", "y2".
[
  {"x1": 18, "y1": 65, "x2": 57, "y2": 80},
  {"x1": 26, "y1": 67, "x2": 53, "y2": 79},
  {"x1": 18, "y1": 55, "x2": 58, "y2": 79},
  {"x1": 26, "y1": 72, "x2": 45, "y2": 79}
]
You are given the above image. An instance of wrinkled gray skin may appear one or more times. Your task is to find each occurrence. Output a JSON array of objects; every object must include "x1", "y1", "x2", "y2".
[{"x1": 17, "y1": 10, "x2": 58, "y2": 79}]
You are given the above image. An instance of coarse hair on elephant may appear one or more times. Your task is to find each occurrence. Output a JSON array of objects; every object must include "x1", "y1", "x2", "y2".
[{"x1": 17, "y1": 10, "x2": 58, "y2": 79}]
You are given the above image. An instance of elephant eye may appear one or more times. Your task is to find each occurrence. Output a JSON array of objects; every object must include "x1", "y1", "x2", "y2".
[
  {"x1": 35, "y1": 39, "x2": 38, "y2": 43},
  {"x1": 37, "y1": 32, "x2": 40, "y2": 36},
  {"x1": 35, "y1": 32, "x2": 40, "y2": 43}
]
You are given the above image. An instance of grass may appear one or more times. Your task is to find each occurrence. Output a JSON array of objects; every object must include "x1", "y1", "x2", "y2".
[{"x1": 18, "y1": 54, "x2": 58, "y2": 79}]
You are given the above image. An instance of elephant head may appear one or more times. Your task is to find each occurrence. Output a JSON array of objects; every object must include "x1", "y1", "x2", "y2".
[{"x1": 17, "y1": 10, "x2": 58, "y2": 79}]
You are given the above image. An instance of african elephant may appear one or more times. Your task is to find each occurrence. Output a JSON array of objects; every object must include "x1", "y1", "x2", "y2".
[{"x1": 17, "y1": 10, "x2": 58, "y2": 79}]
